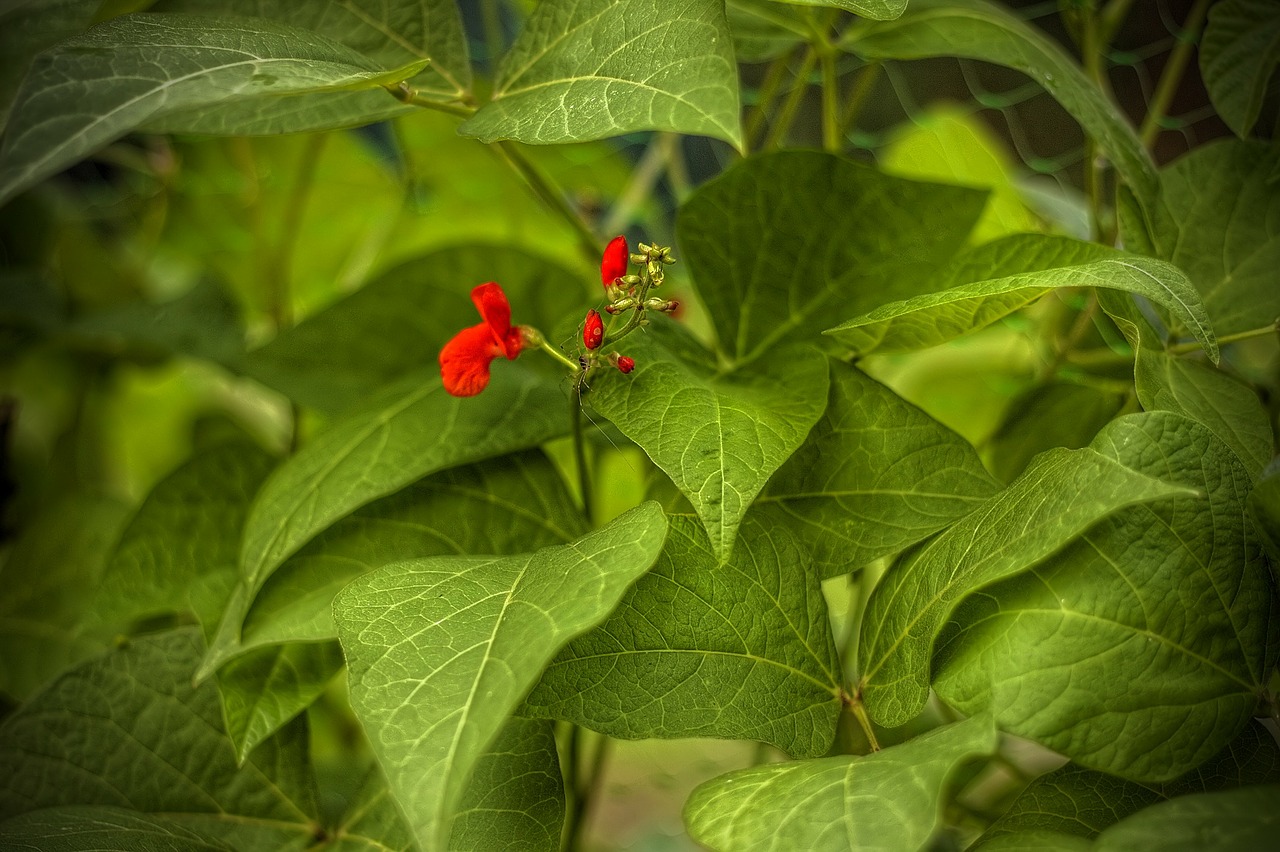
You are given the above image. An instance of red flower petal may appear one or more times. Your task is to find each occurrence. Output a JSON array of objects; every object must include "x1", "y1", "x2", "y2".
[
  {"x1": 601, "y1": 235, "x2": 628, "y2": 287},
  {"x1": 471, "y1": 282, "x2": 523, "y2": 359},
  {"x1": 439, "y1": 323, "x2": 502, "y2": 397}
]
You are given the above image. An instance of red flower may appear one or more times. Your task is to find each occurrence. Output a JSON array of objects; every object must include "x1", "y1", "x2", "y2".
[
  {"x1": 439, "y1": 282, "x2": 525, "y2": 397},
  {"x1": 601, "y1": 235, "x2": 628, "y2": 287},
  {"x1": 611, "y1": 354, "x2": 635, "y2": 374},
  {"x1": 583, "y1": 309, "x2": 604, "y2": 350}
]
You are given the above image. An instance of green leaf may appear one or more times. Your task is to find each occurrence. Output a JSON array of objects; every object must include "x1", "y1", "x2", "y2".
[
  {"x1": 459, "y1": 0, "x2": 742, "y2": 148},
  {"x1": 524, "y1": 515, "x2": 842, "y2": 757},
  {"x1": 1139, "y1": 139, "x2": 1280, "y2": 339},
  {"x1": 218, "y1": 641, "x2": 345, "y2": 763},
  {"x1": 986, "y1": 382, "x2": 1125, "y2": 484},
  {"x1": 843, "y1": 0, "x2": 1156, "y2": 207},
  {"x1": 0, "y1": 0, "x2": 102, "y2": 127},
  {"x1": 451, "y1": 718, "x2": 566, "y2": 852},
  {"x1": 977, "y1": 720, "x2": 1280, "y2": 844},
  {"x1": 589, "y1": 322, "x2": 829, "y2": 561},
  {"x1": 768, "y1": 0, "x2": 906, "y2": 21},
  {"x1": 1249, "y1": 461, "x2": 1280, "y2": 571},
  {"x1": 323, "y1": 770, "x2": 413, "y2": 852},
  {"x1": 92, "y1": 440, "x2": 276, "y2": 637},
  {"x1": 678, "y1": 150, "x2": 986, "y2": 363},
  {"x1": 0, "y1": 13, "x2": 428, "y2": 205},
  {"x1": 683, "y1": 714, "x2": 998, "y2": 851},
  {"x1": 203, "y1": 365, "x2": 570, "y2": 678},
  {"x1": 334, "y1": 502, "x2": 667, "y2": 852},
  {"x1": 1135, "y1": 349, "x2": 1272, "y2": 477},
  {"x1": 0, "y1": 629, "x2": 320, "y2": 851},
  {"x1": 935, "y1": 413, "x2": 1274, "y2": 781},
  {"x1": 246, "y1": 245, "x2": 586, "y2": 413},
  {"x1": 857, "y1": 425, "x2": 1196, "y2": 727},
  {"x1": 0, "y1": 806, "x2": 233, "y2": 852},
  {"x1": 1200, "y1": 0, "x2": 1280, "y2": 137},
  {"x1": 826, "y1": 236, "x2": 1218, "y2": 363},
  {"x1": 0, "y1": 492, "x2": 131, "y2": 700},
  {"x1": 236, "y1": 450, "x2": 585, "y2": 653},
  {"x1": 753, "y1": 361, "x2": 999, "y2": 577},
  {"x1": 1092, "y1": 785, "x2": 1280, "y2": 851},
  {"x1": 727, "y1": 0, "x2": 807, "y2": 62}
]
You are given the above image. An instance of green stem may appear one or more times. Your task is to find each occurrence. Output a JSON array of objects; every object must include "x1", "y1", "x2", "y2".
[
  {"x1": 764, "y1": 48, "x2": 818, "y2": 149},
  {"x1": 571, "y1": 382, "x2": 594, "y2": 526},
  {"x1": 847, "y1": 692, "x2": 881, "y2": 752},
  {"x1": 388, "y1": 82, "x2": 475, "y2": 117},
  {"x1": 1098, "y1": 0, "x2": 1138, "y2": 45},
  {"x1": 820, "y1": 45, "x2": 840, "y2": 152},
  {"x1": 840, "y1": 61, "x2": 881, "y2": 138},
  {"x1": 1138, "y1": 0, "x2": 1213, "y2": 149},
  {"x1": 494, "y1": 140, "x2": 600, "y2": 265},
  {"x1": 567, "y1": 730, "x2": 610, "y2": 851},
  {"x1": 1168, "y1": 321, "x2": 1279, "y2": 354},
  {"x1": 746, "y1": 48, "x2": 799, "y2": 151},
  {"x1": 658, "y1": 131, "x2": 690, "y2": 201},
  {"x1": 602, "y1": 134, "x2": 668, "y2": 237}
]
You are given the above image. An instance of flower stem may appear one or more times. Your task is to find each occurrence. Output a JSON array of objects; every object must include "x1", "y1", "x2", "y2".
[{"x1": 571, "y1": 382, "x2": 594, "y2": 526}]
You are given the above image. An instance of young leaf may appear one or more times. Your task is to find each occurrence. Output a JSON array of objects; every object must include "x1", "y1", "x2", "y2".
[
  {"x1": 1091, "y1": 785, "x2": 1280, "y2": 851},
  {"x1": 235, "y1": 451, "x2": 585, "y2": 654},
  {"x1": 753, "y1": 361, "x2": 999, "y2": 577},
  {"x1": 246, "y1": 245, "x2": 586, "y2": 413},
  {"x1": 1138, "y1": 139, "x2": 1280, "y2": 339},
  {"x1": 977, "y1": 720, "x2": 1280, "y2": 847},
  {"x1": 677, "y1": 150, "x2": 986, "y2": 363},
  {"x1": 857, "y1": 428, "x2": 1196, "y2": 728},
  {"x1": 826, "y1": 246, "x2": 1217, "y2": 363},
  {"x1": 0, "y1": 13, "x2": 428, "y2": 206},
  {"x1": 523, "y1": 516, "x2": 843, "y2": 757},
  {"x1": 204, "y1": 365, "x2": 570, "y2": 678},
  {"x1": 842, "y1": 0, "x2": 1156, "y2": 207},
  {"x1": 0, "y1": 629, "x2": 320, "y2": 851},
  {"x1": 459, "y1": 0, "x2": 742, "y2": 148},
  {"x1": 588, "y1": 322, "x2": 829, "y2": 561},
  {"x1": 333, "y1": 502, "x2": 668, "y2": 852},
  {"x1": 935, "y1": 413, "x2": 1274, "y2": 782},
  {"x1": 1199, "y1": 0, "x2": 1280, "y2": 138},
  {"x1": 683, "y1": 714, "x2": 998, "y2": 851}
]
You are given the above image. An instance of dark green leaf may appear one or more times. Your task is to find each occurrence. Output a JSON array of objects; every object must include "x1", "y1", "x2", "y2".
[
  {"x1": 858, "y1": 422, "x2": 1196, "y2": 728},
  {"x1": 935, "y1": 413, "x2": 1273, "y2": 781},
  {"x1": 843, "y1": 0, "x2": 1156, "y2": 206},
  {"x1": 589, "y1": 322, "x2": 829, "y2": 561},
  {"x1": 678, "y1": 150, "x2": 986, "y2": 363},
  {"x1": 683, "y1": 714, "x2": 998, "y2": 851},
  {"x1": 524, "y1": 515, "x2": 843, "y2": 757},
  {"x1": 334, "y1": 503, "x2": 667, "y2": 852},
  {"x1": 1249, "y1": 460, "x2": 1280, "y2": 571},
  {"x1": 246, "y1": 245, "x2": 586, "y2": 413},
  {"x1": 0, "y1": 13, "x2": 427, "y2": 205},
  {"x1": 0, "y1": 806, "x2": 233, "y2": 852},
  {"x1": 459, "y1": 0, "x2": 742, "y2": 148},
  {"x1": 1199, "y1": 0, "x2": 1280, "y2": 137},
  {"x1": 0, "y1": 0, "x2": 102, "y2": 126},
  {"x1": 728, "y1": 1, "x2": 807, "y2": 62},
  {"x1": 1092, "y1": 785, "x2": 1280, "y2": 851},
  {"x1": 754, "y1": 361, "x2": 999, "y2": 577},
  {"x1": 1139, "y1": 139, "x2": 1280, "y2": 339},
  {"x1": 987, "y1": 382, "x2": 1125, "y2": 483},
  {"x1": 0, "y1": 629, "x2": 319, "y2": 851}
]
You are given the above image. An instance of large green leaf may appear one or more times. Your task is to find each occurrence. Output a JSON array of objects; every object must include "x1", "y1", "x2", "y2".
[
  {"x1": 1135, "y1": 349, "x2": 1272, "y2": 477},
  {"x1": 0, "y1": 492, "x2": 131, "y2": 700},
  {"x1": 589, "y1": 322, "x2": 829, "y2": 561},
  {"x1": 0, "y1": 13, "x2": 428, "y2": 205},
  {"x1": 0, "y1": 629, "x2": 320, "y2": 851},
  {"x1": 1200, "y1": 0, "x2": 1280, "y2": 138},
  {"x1": 842, "y1": 0, "x2": 1156, "y2": 206},
  {"x1": 826, "y1": 238, "x2": 1217, "y2": 363},
  {"x1": 334, "y1": 503, "x2": 668, "y2": 852},
  {"x1": 91, "y1": 440, "x2": 276, "y2": 636},
  {"x1": 0, "y1": 806, "x2": 234, "y2": 852},
  {"x1": 1091, "y1": 785, "x2": 1280, "y2": 851},
  {"x1": 524, "y1": 515, "x2": 842, "y2": 757},
  {"x1": 753, "y1": 361, "x2": 999, "y2": 577},
  {"x1": 677, "y1": 150, "x2": 986, "y2": 363},
  {"x1": 683, "y1": 714, "x2": 998, "y2": 851},
  {"x1": 246, "y1": 245, "x2": 586, "y2": 413},
  {"x1": 1139, "y1": 139, "x2": 1280, "y2": 339},
  {"x1": 857, "y1": 423, "x2": 1196, "y2": 728},
  {"x1": 977, "y1": 720, "x2": 1280, "y2": 845},
  {"x1": 236, "y1": 450, "x2": 585, "y2": 653},
  {"x1": 935, "y1": 413, "x2": 1274, "y2": 781},
  {"x1": 986, "y1": 382, "x2": 1125, "y2": 484},
  {"x1": 459, "y1": 0, "x2": 742, "y2": 148},
  {"x1": 0, "y1": 0, "x2": 102, "y2": 126},
  {"x1": 1250, "y1": 460, "x2": 1280, "y2": 572},
  {"x1": 768, "y1": 0, "x2": 907, "y2": 20}
]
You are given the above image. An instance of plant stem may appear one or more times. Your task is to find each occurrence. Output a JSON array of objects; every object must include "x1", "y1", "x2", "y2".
[
  {"x1": 494, "y1": 140, "x2": 601, "y2": 265},
  {"x1": 571, "y1": 382, "x2": 594, "y2": 526},
  {"x1": 764, "y1": 48, "x2": 818, "y2": 149},
  {"x1": 840, "y1": 61, "x2": 881, "y2": 137},
  {"x1": 388, "y1": 82, "x2": 475, "y2": 118},
  {"x1": 746, "y1": 48, "x2": 799, "y2": 150},
  {"x1": 811, "y1": 9, "x2": 842, "y2": 153},
  {"x1": 1138, "y1": 0, "x2": 1213, "y2": 149},
  {"x1": 602, "y1": 134, "x2": 668, "y2": 237},
  {"x1": 566, "y1": 727, "x2": 609, "y2": 850},
  {"x1": 1168, "y1": 321, "x2": 1280, "y2": 354},
  {"x1": 847, "y1": 692, "x2": 881, "y2": 752},
  {"x1": 658, "y1": 131, "x2": 691, "y2": 201},
  {"x1": 1098, "y1": 0, "x2": 1138, "y2": 45}
]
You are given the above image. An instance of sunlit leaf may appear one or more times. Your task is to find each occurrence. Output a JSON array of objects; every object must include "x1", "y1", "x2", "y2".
[
  {"x1": 935, "y1": 413, "x2": 1274, "y2": 781},
  {"x1": 1092, "y1": 785, "x2": 1280, "y2": 851},
  {"x1": 1199, "y1": 0, "x2": 1280, "y2": 137},
  {"x1": 0, "y1": 13, "x2": 428, "y2": 205},
  {"x1": 334, "y1": 503, "x2": 667, "y2": 852},
  {"x1": 524, "y1": 516, "x2": 842, "y2": 757},
  {"x1": 754, "y1": 361, "x2": 999, "y2": 577},
  {"x1": 683, "y1": 714, "x2": 997, "y2": 851},
  {"x1": 858, "y1": 420, "x2": 1195, "y2": 727},
  {"x1": 460, "y1": 0, "x2": 742, "y2": 148},
  {"x1": 768, "y1": 0, "x2": 906, "y2": 20}
]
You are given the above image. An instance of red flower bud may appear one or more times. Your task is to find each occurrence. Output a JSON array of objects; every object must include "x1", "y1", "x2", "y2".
[
  {"x1": 601, "y1": 235, "x2": 628, "y2": 287},
  {"x1": 583, "y1": 309, "x2": 604, "y2": 350},
  {"x1": 439, "y1": 282, "x2": 524, "y2": 397},
  {"x1": 616, "y1": 356, "x2": 635, "y2": 373}
]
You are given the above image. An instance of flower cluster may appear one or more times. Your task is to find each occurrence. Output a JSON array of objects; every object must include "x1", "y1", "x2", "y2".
[{"x1": 438, "y1": 235, "x2": 676, "y2": 397}]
